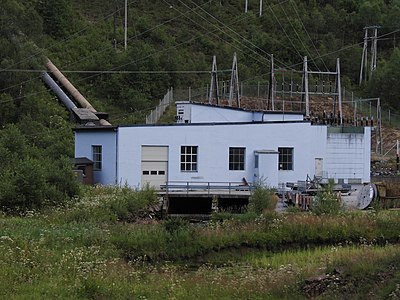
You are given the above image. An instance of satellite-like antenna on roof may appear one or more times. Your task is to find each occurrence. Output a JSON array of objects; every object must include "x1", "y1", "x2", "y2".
[
  {"x1": 208, "y1": 55, "x2": 220, "y2": 105},
  {"x1": 229, "y1": 52, "x2": 240, "y2": 107}
]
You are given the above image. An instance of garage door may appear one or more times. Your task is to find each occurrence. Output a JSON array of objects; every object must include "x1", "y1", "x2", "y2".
[{"x1": 141, "y1": 146, "x2": 168, "y2": 189}]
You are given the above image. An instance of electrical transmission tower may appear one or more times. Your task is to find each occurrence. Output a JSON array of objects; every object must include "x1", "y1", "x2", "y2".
[
  {"x1": 229, "y1": 53, "x2": 240, "y2": 107},
  {"x1": 359, "y1": 26, "x2": 380, "y2": 85},
  {"x1": 208, "y1": 55, "x2": 220, "y2": 105}
]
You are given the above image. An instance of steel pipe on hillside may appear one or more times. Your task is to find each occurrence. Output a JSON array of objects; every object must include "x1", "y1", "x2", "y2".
[
  {"x1": 42, "y1": 72, "x2": 77, "y2": 111},
  {"x1": 46, "y1": 59, "x2": 96, "y2": 112},
  {"x1": 46, "y1": 59, "x2": 111, "y2": 126}
]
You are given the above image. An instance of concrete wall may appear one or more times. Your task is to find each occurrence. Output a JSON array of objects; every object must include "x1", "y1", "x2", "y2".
[
  {"x1": 325, "y1": 127, "x2": 371, "y2": 183},
  {"x1": 74, "y1": 130, "x2": 117, "y2": 184},
  {"x1": 117, "y1": 122, "x2": 328, "y2": 189}
]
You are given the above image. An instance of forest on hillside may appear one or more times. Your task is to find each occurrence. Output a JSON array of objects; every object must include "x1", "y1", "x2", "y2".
[{"x1": 1, "y1": 0, "x2": 400, "y2": 209}]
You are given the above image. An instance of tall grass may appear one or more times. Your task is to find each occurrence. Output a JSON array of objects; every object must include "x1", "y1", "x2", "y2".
[
  {"x1": 0, "y1": 187, "x2": 400, "y2": 298},
  {"x1": 113, "y1": 211, "x2": 400, "y2": 261}
]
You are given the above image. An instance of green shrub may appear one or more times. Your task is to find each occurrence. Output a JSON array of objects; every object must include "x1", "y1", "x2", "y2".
[
  {"x1": 163, "y1": 217, "x2": 190, "y2": 234},
  {"x1": 311, "y1": 180, "x2": 343, "y2": 215},
  {"x1": 107, "y1": 185, "x2": 158, "y2": 222},
  {"x1": 211, "y1": 211, "x2": 259, "y2": 223},
  {"x1": 248, "y1": 186, "x2": 277, "y2": 214}
]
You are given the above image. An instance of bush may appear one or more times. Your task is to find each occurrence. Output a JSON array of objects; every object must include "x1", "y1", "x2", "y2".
[
  {"x1": 107, "y1": 185, "x2": 158, "y2": 222},
  {"x1": 311, "y1": 180, "x2": 343, "y2": 215},
  {"x1": 162, "y1": 217, "x2": 190, "y2": 234},
  {"x1": 248, "y1": 186, "x2": 277, "y2": 214}
]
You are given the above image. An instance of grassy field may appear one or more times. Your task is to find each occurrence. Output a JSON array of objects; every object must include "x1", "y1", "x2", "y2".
[{"x1": 0, "y1": 186, "x2": 399, "y2": 299}]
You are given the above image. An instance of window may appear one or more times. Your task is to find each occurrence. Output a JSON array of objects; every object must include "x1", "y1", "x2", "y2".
[
  {"x1": 180, "y1": 146, "x2": 198, "y2": 172},
  {"x1": 92, "y1": 145, "x2": 102, "y2": 170},
  {"x1": 229, "y1": 147, "x2": 245, "y2": 170},
  {"x1": 278, "y1": 147, "x2": 293, "y2": 170}
]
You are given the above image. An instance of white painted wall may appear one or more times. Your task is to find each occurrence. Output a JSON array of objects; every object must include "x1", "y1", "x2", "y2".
[
  {"x1": 74, "y1": 123, "x2": 371, "y2": 188},
  {"x1": 117, "y1": 122, "x2": 328, "y2": 189},
  {"x1": 74, "y1": 129, "x2": 117, "y2": 185},
  {"x1": 325, "y1": 127, "x2": 371, "y2": 183},
  {"x1": 176, "y1": 102, "x2": 303, "y2": 124}
]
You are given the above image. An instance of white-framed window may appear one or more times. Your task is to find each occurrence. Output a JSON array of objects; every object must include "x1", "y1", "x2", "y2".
[
  {"x1": 180, "y1": 146, "x2": 198, "y2": 172},
  {"x1": 278, "y1": 147, "x2": 293, "y2": 170},
  {"x1": 229, "y1": 147, "x2": 245, "y2": 170},
  {"x1": 92, "y1": 145, "x2": 102, "y2": 170}
]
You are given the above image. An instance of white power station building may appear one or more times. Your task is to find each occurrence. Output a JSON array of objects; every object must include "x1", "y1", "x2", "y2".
[{"x1": 74, "y1": 102, "x2": 371, "y2": 189}]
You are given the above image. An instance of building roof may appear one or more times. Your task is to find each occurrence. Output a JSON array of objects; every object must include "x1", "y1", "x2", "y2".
[
  {"x1": 73, "y1": 125, "x2": 117, "y2": 131},
  {"x1": 73, "y1": 157, "x2": 94, "y2": 165}
]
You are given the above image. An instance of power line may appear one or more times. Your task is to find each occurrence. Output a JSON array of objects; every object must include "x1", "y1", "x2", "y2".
[
  {"x1": 269, "y1": 5, "x2": 304, "y2": 61},
  {"x1": 241, "y1": 27, "x2": 400, "y2": 83},
  {"x1": 0, "y1": 1, "x2": 138, "y2": 73},
  {"x1": 164, "y1": 0, "x2": 270, "y2": 68},
  {"x1": 1, "y1": 69, "x2": 231, "y2": 74},
  {"x1": 289, "y1": 0, "x2": 329, "y2": 71},
  {"x1": 0, "y1": 1, "x2": 214, "y2": 95},
  {"x1": 60, "y1": 1, "x2": 215, "y2": 72},
  {"x1": 0, "y1": 5, "x2": 253, "y2": 104},
  {"x1": 279, "y1": 4, "x2": 321, "y2": 72},
  {"x1": 185, "y1": 0, "x2": 294, "y2": 71}
]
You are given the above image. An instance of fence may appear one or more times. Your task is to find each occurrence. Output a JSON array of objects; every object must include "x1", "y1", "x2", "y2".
[
  {"x1": 174, "y1": 82, "x2": 400, "y2": 124},
  {"x1": 147, "y1": 82, "x2": 400, "y2": 129},
  {"x1": 145, "y1": 88, "x2": 173, "y2": 124}
]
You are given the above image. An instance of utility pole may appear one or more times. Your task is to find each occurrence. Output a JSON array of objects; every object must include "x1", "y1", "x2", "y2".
[
  {"x1": 397, "y1": 140, "x2": 399, "y2": 173},
  {"x1": 336, "y1": 58, "x2": 343, "y2": 125},
  {"x1": 302, "y1": 56, "x2": 309, "y2": 117},
  {"x1": 370, "y1": 27, "x2": 378, "y2": 78},
  {"x1": 259, "y1": 0, "x2": 263, "y2": 17},
  {"x1": 359, "y1": 26, "x2": 380, "y2": 85},
  {"x1": 245, "y1": 0, "x2": 248, "y2": 13},
  {"x1": 124, "y1": 0, "x2": 128, "y2": 51},
  {"x1": 268, "y1": 54, "x2": 275, "y2": 111},
  {"x1": 113, "y1": 11, "x2": 117, "y2": 49}
]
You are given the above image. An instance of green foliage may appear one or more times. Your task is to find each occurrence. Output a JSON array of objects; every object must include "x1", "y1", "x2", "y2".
[
  {"x1": 162, "y1": 217, "x2": 190, "y2": 234},
  {"x1": 211, "y1": 211, "x2": 259, "y2": 223},
  {"x1": 248, "y1": 185, "x2": 277, "y2": 214},
  {"x1": 312, "y1": 180, "x2": 343, "y2": 216},
  {"x1": 368, "y1": 48, "x2": 400, "y2": 110},
  {"x1": 37, "y1": 0, "x2": 75, "y2": 39},
  {"x1": 0, "y1": 125, "x2": 80, "y2": 213},
  {"x1": 107, "y1": 185, "x2": 158, "y2": 222},
  {"x1": 54, "y1": 185, "x2": 159, "y2": 224},
  {"x1": 0, "y1": 198, "x2": 400, "y2": 298}
]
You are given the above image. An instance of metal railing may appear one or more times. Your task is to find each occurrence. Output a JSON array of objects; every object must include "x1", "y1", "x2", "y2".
[{"x1": 162, "y1": 181, "x2": 254, "y2": 195}]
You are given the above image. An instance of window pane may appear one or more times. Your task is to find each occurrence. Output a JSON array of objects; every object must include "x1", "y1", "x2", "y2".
[
  {"x1": 180, "y1": 146, "x2": 198, "y2": 172},
  {"x1": 278, "y1": 147, "x2": 293, "y2": 170},
  {"x1": 92, "y1": 145, "x2": 102, "y2": 170},
  {"x1": 229, "y1": 147, "x2": 245, "y2": 170}
]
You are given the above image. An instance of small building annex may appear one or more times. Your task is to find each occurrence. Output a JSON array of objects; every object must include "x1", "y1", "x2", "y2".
[{"x1": 74, "y1": 101, "x2": 371, "y2": 190}]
